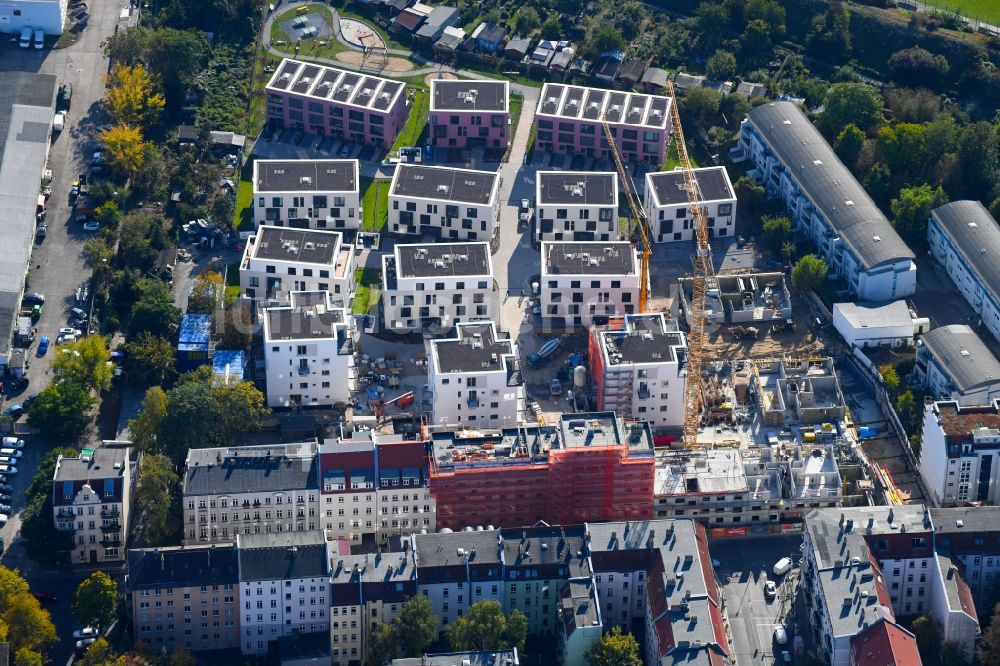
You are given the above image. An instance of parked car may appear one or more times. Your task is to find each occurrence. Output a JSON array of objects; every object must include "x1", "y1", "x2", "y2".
[
  {"x1": 0, "y1": 515, "x2": 7, "y2": 528},
  {"x1": 339, "y1": 142, "x2": 353, "y2": 157},
  {"x1": 0, "y1": 485, "x2": 13, "y2": 493},
  {"x1": 70, "y1": 307, "x2": 88, "y2": 321},
  {"x1": 56, "y1": 333, "x2": 77, "y2": 345},
  {"x1": 2, "y1": 405, "x2": 23, "y2": 420},
  {"x1": 764, "y1": 580, "x2": 776, "y2": 599},
  {"x1": 82, "y1": 221, "x2": 100, "y2": 232},
  {"x1": 36, "y1": 224, "x2": 46, "y2": 241},
  {"x1": 774, "y1": 625, "x2": 788, "y2": 645},
  {"x1": 75, "y1": 638, "x2": 96, "y2": 655},
  {"x1": 37, "y1": 336, "x2": 49, "y2": 355},
  {"x1": 22, "y1": 292, "x2": 45, "y2": 305},
  {"x1": 0, "y1": 439, "x2": 19, "y2": 449},
  {"x1": 0, "y1": 505, "x2": 11, "y2": 514},
  {"x1": 19, "y1": 27, "x2": 31, "y2": 49},
  {"x1": 0, "y1": 495, "x2": 12, "y2": 504},
  {"x1": 33, "y1": 29, "x2": 44, "y2": 49},
  {"x1": 773, "y1": 557, "x2": 792, "y2": 576},
  {"x1": 58, "y1": 327, "x2": 82, "y2": 337},
  {"x1": 73, "y1": 628, "x2": 97, "y2": 640},
  {"x1": 6, "y1": 376, "x2": 28, "y2": 396}
]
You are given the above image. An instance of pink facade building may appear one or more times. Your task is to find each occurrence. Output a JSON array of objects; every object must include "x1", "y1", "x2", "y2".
[
  {"x1": 429, "y1": 79, "x2": 509, "y2": 151},
  {"x1": 535, "y1": 82, "x2": 672, "y2": 166},
  {"x1": 265, "y1": 58, "x2": 408, "y2": 148}
]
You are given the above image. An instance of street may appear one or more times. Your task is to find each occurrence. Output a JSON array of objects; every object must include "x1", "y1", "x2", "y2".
[{"x1": 0, "y1": 0, "x2": 133, "y2": 659}]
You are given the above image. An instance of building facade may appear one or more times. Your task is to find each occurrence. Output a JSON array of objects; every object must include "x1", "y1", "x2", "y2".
[
  {"x1": 643, "y1": 166, "x2": 737, "y2": 243},
  {"x1": 181, "y1": 442, "x2": 320, "y2": 545},
  {"x1": 427, "y1": 321, "x2": 523, "y2": 429},
  {"x1": 265, "y1": 58, "x2": 408, "y2": 147},
  {"x1": 534, "y1": 83, "x2": 672, "y2": 165},
  {"x1": 0, "y1": 0, "x2": 65, "y2": 35},
  {"x1": 239, "y1": 226, "x2": 355, "y2": 308},
  {"x1": 388, "y1": 164, "x2": 500, "y2": 242},
  {"x1": 920, "y1": 400, "x2": 1000, "y2": 507},
  {"x1": 540, "y1": 241, "x2": 642, "y2": 329},
  {"x1": 429, "y1": 79, "x2": 509, "y2": 151},
  {"x1": 263, "y1": 291, "x2": 355, "y2": 408},
  {"x1": 740, "y1": 102, "x2": 916, "y2": 301},
  {"x1": 382, "y1": 242, "x2": 497, "y2": 333},
  {"x1": 535, "y1": 172, "x2": 619, "y2": 242},
  {"x1": 252, "y1": 159, "x2": 360, "y2": 231},
  {"x1": 916, "y1": 325, "x2": 1000, "y2": 406},
  {"x1": 52, "y1": 442, "x2": 134, "y2": 564}
]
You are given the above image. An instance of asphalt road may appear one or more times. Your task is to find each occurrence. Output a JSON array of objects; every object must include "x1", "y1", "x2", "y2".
[{"x1": 0, "y1": 0, "x2": 133, "y2": 660}]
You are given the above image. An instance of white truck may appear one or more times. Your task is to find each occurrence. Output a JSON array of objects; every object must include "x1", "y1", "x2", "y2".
[{"x1": 52, "y1": 111, "x2": 66, "y2": 134}]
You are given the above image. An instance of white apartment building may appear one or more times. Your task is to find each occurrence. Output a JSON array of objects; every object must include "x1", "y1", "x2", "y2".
[
  {"x1": 0, "y1": 0, "x2": 65, "y2": 35},
  {"x1": 52, "y1": 442, "x2": 134, "y2": 564},
  {"x1": 181, "y1": 442, "x2": 320, "y2": 545},
  {"x1": 643, "y1": 166, "x2": 736, "y2": 243},
  {"x1": 388, "y1": 164, "x2": 500, "y2": 242},
  {"x1": 236, "y1": 530, "x2": 331, "y2": 656},
  {"x1": 253, "y1": 159, "x2": 360, "y2": 230},
  {"x1": 540, "y1": 241, "x2": 642, "y2": 329},
  {"x1": 590, "y1": 313, "x2": 686, "y2": 428},
  {"x1": 535, "y1": 172, "x2": 619, "y2": 242},
  {"x1": 427, "y1": 321, "x2": 523, "y2": 429},
  {"x1": 263, "y1": 291, "x2": 355, "y2": 408},
  {"x1": 916, "y1": 325, "x2": 1000, "y2": 406},
  {"x1": 382, "y1": 242, "x2": 496, "y2": 333},
  {"x1": 240, "y1": 226, "x2": 355, "y2": 308},
  {"x1": 928, "y1": 201, "x2": 1000, "y2": 345},
  {"x1": 920, "y1": 400, "x2": 1000, "y2": 506}
]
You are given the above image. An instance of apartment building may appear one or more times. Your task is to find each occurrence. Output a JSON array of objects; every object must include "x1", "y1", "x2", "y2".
[
  {"x1": 392, "y1": 651, "x2": 518, "y2": 666},
  {"x1": 382, "y1": 242, "x2": 496, "y2": 333},
  {"x1": 931, "y1": 506, "x2": 1000, "y2": 609},
  {"x1": 643, "y1": 166, "x2": 736, "y2": 243},
  {"x1": 428, "y1": 412, "x2": 655, "y2": 530},
  {"x1": 534, "y1": 83, "x2": 672, "y2": 165},
  {"x1": 265, "y1": 58, "x2": 407, "y2": 147},
  {"x1": 52, "y1": 442, "x2": 134, "y2": 564},
  {"x1": 916, "y1": 325, "x2": 1000, "y2": 406},
  {"x1": 263, "y1": 291, "x2": 355, "y2": 408},
  {"x1": 749, "y1": 357, "x2": 846, "y2": 427},
  {"x1": 237, "y1": 530, "x2": 331, "y2": 656},
  {"x1": 588, "y1": 314, "x2": 686, "y2": 428},
  {"x1": 928, "y1": 200, "x2": 1000, "y2": 345},
  {"x1": 540, "y1": 241, "x2": 642, "y2": 329},
  {"x1": 427, "y1": 321, "x2": 523, "y2": 429},
  {"x1": 850, "y1": 619, "x2": 922, "y2": 666},
  {"x1": 252, "y1": 159, "x2": 360, "y2": 230},
  {"x1": 126, "y1": 545, "x2": 241, "y2": 652},
  {"x1": 920, "y1": 400, "x2": 1000, "y2": 506},
  {"x1": 181, "y1": 442, "x2": 319, "y2": 545},
  {"x1": 388, "y1": 164, "x2": 500, "y2": 242},
  {"x1": 740, "y1": 102, "x2": 916, "y2": 301},
  {"x1": 429, "y1": 79, "x2": 509, "y2": 151},
  {"x1": 535, "y1": 172, "x2": 619, "y2": 242},
  {"x1": 802, "y1": 506, "x2": 978, "y2": 666},
  {"x1": 239, "y1": 226, "x2": 355, "y2": 308}
]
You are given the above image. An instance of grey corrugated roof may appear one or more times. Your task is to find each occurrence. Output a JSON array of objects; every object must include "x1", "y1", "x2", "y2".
[
  {"x1": 237, "y1": 531, "x2": 330, "y2": 581},
  {"x1": 931, "y1": 200, "x2": 1000, "y2": 308},
  {"x1": 921, "y1": 325, "x2": 1000, "y2": 393},
  {"x1": 747, "y1": 102, "x2": 914, "y2": 270},
  {"x1": 182, "y1": 443, "x2": 318, "y2": 495},
  {"x1": 128, "y1": 545, "x2": 240, "y2": 589}
]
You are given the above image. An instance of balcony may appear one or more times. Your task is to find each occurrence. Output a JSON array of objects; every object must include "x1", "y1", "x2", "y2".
[
  {"x1": 467, "y1": 396, "x2": 480, "y2": 409},
  {"x1": 298, "y1": 365, "x2": 310, "y2": 377},
  {"x1": 101, "y1": 537, "x2": 122, "y2": 547},
  {"x1": 101, "y1": 507, "x2": 120, "y2": 518},
  {"x1": 637, "y1": 388, "x2": 651, "y2": 400},
  {"x1": 101, "y1": 522, "x2": 121, "y2": 532}
]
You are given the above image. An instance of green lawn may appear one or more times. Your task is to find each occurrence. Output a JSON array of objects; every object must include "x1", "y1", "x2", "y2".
[
  {"x1": 920, "y1": 0, "x2": 1000, "y2": 23},
  {"x1": 662, "y1": 136, "x2": 700, "y2": 171},
  {"x1": 353, "y1": 268, "x2": 381, "y2": 315},
  {"x1": 506, "y1": 93, "x2": 524, "y2": 162},
  {"x1": 466, "y1": 66, "x2": 544, "y2": 89},
  {"x1": 361, "y1": 177, "x2": 391, "y2": 231},
  {"x1": 234, "y1": 167, "x2": 254, "y2": 230},
  {"x1": 225, "y1": 261, "x2": 242, "y2": 302},
  {"x1": 390, "y1": 88, "x2": 429, "y2": 152}
]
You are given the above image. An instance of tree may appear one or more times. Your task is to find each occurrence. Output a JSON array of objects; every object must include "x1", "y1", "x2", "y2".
[
  {"x1": 395, "y1": 594, "x2": 438, "y2": 657},
  {"x1": 941, "y1": 642, "x2": 968, "y2": 666},
  {"x1": 502, "y1": 609, "x2": 527, "y2": 653},
  {"x1": 761, "y1": 215, "x2": 792, "y2": 254},
  {"x1": 876, "y1": 123, "x2": 929, "y2": 182},
  {"x1": 96, "y1": 201, "x2": 122, "y2": 229},
  {"x1": 51, "y1": 335, "x2": 114, "y2": 392},
  {"x1": 879, "y1": 364, "x2": 900, "y2": 396},
  {"x1": 20, "y1": 450, "x2": 78, "y2": 563},
  {"x1": 695, "y1": 3, "x2": 729, "y2": 49},
  {"x1": 135, "y1": 454, "x2": 179, "y2": 545},
  {"x1": 168, "y1": 648, "x2": 196, "y2": 666},
  {"x1": 956, "y1": 122, "x2": 999, "y2": 201},
  {"x1": 129, "y1": 279, "x2": 181, "y2": 338},
  {"x1": 366, "y1": 623, "x2": 399, "y2": 666},
  {"x1": 734, "y1": 176, "x2": 766, "y2": 218},
  {"x1": 914, "y1": 613, "x2": 944, "y2": 664},
  {"x1": 27, "y1": 382, "x2": 94, "y2": 440},
  {"x1": 124, "y1": 333, "x2": 177, "y2": 387},
  {"x1": 186, "y1": 271, "x2": 224, "y2": 314},
  {"x1": 834, "y1": 124, "x2": 866, "y2": 167},
  {"x1": 84, "y1": 237, "x2": 115, "y2": 273},
  {"x1": 0, "y1": 572, "x2": 57, "y2": 655},
  {"x1": 77, "y1": 638, "x2": 115, "y2": 666},
  {"x1": 541, "y1": 14, "x2": 561, "y2": 39},
  {"x1": 781, "y1": 241, "x2": 797, "y2": 264},
  {"x1": 682, "y1": 87, "x2": 721, "y2": 121},
  {"x1": 705, "y1": 50, "x2": 736, "y2": 81},
  {"x1": 979, "y1": 604, "x2": 1000, "y2": 665},
  {"x1": 143, "y1": 28, "x2": 209, "y2": 112},
  {"x1": 990, "y1": 196, "x2": 1000, "y2": 222},
  {"x1": 888, "y1": 47, "x2": 949, "y2": 86},
  {"x1": 129, "y1": 386, "x2": 168, "y2": 454},
  {"x1": 896, "y1": 390, "x2": 921, "y2": 434},
  {"x1": 446, "y1": 601, "x2": 527, "y2": 652},
  {"x1": 819, "y1": 83, "x2": 883, "y2": 136},
  {"x1": 739, "y1": 19, "x2": 772, "y2": 63},
  {"x1": 589, "y1": 26, "x2": 625, "y2": 56},
  {"x1": 890, "y1": 184, "x2": 948, "y2": 251},
  {"x1": 117, "y1": 211, "x2": 170, "y2": 273},
  {"x1": 743, "y1": 0, "x2": 785, "y2": 37},
  {"x1": 513, "y1": 7, "x2": 539, "y2": 35},
  {"x1": 790, "y1": 254, "x2": 828, "y2": 291},
  {"x1": 73, "y1": 572, "x2": 118, "y2": 630},
  {"x1": 586, "y1": 627, "x2": 642, "y2": 666},
  {"x1": 105, "y1": 63, "x2": 165, "y2": 128},
  {"x1": 99, "y1": 125, "x2": 150, "y2": 178},
  {"x1": 807, "y1": 2, "x2": 851, "y2": 62},
  {"x1": 13, "y1": 649, "x2": 43, "y2": 666}
]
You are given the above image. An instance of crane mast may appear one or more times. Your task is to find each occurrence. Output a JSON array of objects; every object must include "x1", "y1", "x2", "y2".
[{"x1": 664, "y1": 81, "x2": 715, "y2": 449}]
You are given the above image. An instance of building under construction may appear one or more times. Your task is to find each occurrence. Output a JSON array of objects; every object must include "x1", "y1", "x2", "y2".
[
  {"x1": 678, "y1": 272, "x2": 792, "y2": 326},
  {"x1": 427, "y1": 412, "x2": 655, "y2": 530}
]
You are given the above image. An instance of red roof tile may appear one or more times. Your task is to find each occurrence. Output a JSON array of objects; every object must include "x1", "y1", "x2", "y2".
[{"x1": 850, "y1": 619, "x2": 922, "y2": 666}]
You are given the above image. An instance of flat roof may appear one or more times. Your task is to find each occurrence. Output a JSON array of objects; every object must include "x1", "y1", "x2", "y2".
[
  {"x1": 537, "y1": 171, "x2": 617, "y2": 206},
  {"x1": 266, "y1": 58, "x2": 405, "y2": 113},
  {"x1": 600, "y1": 315, "x2": 684, "y2": 365},
  {"x1": 543, "y1": 242, "x2": 636, "y2": 276},
  {"x1": 537, "y1": 82, "x2": 671, "y2": 129},
  {"x1": 183, "y1": 442, "x2": 318, "y2": 495},
  {"x1": 430, "y1": 79, "x2": 508, "y2": 112},
  {"x1": 833, "y1": 300, "x2": 913, "y2": 329},
  {"x1": 932, "y1": 200, "x2": 1000, "y2": 309},
  {"x1": 253, "y1": 159, "x2": 357, "y2": 193},
  {"x1": 392, "y1": 652, "x2": 518, "y2": 666},
  {"x1": 557, "y1": 412, "x2": 653, "y2": 452},
  {"x1": 391, "y1": 164, "x2": 498, "y2": 205},
  {"x1": 929, "y1": 400, "x2": 1000, "y2": 437},
  {"x1": 432, "y1": 322, "x2": 514, "y2": 374},
  {"x1": 394, "y1": 243, "x2": 491, "y2": 278},
  {"x1": 921, "y1": 325, "x2": 1000, "y2": 393},
  {"x1": 251, "y1": 226, "x2": 343, "y2": 265},
  {"x1": 646, "y1": 166, "x2": 734, "y2": 207},
  {"x1": 746, "y1": 102, "x2": 914, "y2": 270},
  {"x1": 53, "y1": 445, "x2": 129, "y2": 482},
  {"x1": 656, "y1": 449, "x2": 753, "y2": 496},
  {"x1": 264, "y1": 292, "x2": 349, "y2": 342}
]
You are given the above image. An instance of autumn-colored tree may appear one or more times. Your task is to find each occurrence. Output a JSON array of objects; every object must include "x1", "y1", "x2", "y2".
[
  {"x1": 135, "y1": 454, "x2": 180, "y2": 545},
  {"x1": 586, "y1": 626, "x2": 642, "y2": 666},
  {"x1": 186, "y1": 271, "x2": 224, "y2": 314},
  {"x1": 99, "y1": 125, "x2": 150, "y2": 178},
  {"x1": 51, "y1": 335, "x2": 114, "y2": 392},
  {"x1": 128, "y1": 386, "x2": 168, "y2": 454},
  {"x1": 73, "y1": 572, "x2": 118, "y2": 630},
  {"x1": 105, "y1": 63, "x2": 165, "y2": 128}
]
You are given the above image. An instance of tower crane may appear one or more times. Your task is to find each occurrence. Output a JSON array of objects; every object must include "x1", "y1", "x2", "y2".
[
  {"x1": 600, "y1": 115, "x2": 651, "y2": 313},
  {"x1": 664, "y1": 80, "x2": 716, "y2": 449}
]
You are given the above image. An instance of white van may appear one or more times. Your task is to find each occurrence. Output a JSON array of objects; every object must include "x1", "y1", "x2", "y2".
[
  {"x1": 0, "y1": 449, "x2": 23, "y2": 458},
  {"x1": 19, "y1": 27, "x2": 32, "y2": 48},
  {"x1": 34, "y1": 29, "x2": 44, "y2": 49},
  {"x1": 773, "y1": 557, "x2": 793, "y2": 576},
  {"x1": 0, "y1": 465, "x2": 18, "y2": 476}
]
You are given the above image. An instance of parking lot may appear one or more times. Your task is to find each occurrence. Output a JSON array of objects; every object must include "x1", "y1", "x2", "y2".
[{"x1": 712, "y1": 534, "x2": 805, "y2": 665}]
